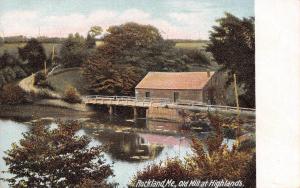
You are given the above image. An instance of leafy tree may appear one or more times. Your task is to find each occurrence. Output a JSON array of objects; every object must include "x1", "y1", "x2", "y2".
[
  {"x1": 83, "y1": 56, "x2": 143, "y2": 95},
  {"x1": 178, "y1": 48, "x2": 211, "y2": 67},
  {"x1": 86, "y1": 26, "x2": 103, "y2": 48},
  {"x1": 89, "y1": 26, "x2": 103, "y2": 38},
  {"x1": 2, "y1": 121, "x2": 114, "y2": 187},
  {"x1": 60, "y1": 33, "x2": 88, "y2": 67},
  {"x1": 207, "y1": 13, "x2": 255, "y2": 107},
  {"x1": 98, "y1": 22, "x2": 187, "y2": 71},
  {"x1": 83, "y1": 22, "x2": 188, "y2": 95},
  {"x1": 0, "y1": 51, "x2": 21, "y2": 68},
  {"x1": 18, "y1": 39, "x2": 47, "y2": 72}
]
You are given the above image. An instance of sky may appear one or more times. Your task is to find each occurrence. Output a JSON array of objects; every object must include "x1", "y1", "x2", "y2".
[{"x1": 0, "y1": 0, "x2": 254, "y2": 40}]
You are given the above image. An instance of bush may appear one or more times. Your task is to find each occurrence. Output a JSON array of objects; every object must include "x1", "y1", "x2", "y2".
[
  {"x1": 36, "y1": 89, "x2": 58, "y2": 99},
  {"x1": 34, "y1": 72, "x2": 54, "y2": 90},
  {"x1": 131, "y1": 115, "x2": 255, "y2": 186},
  {"x1": 0, "y1": 84, "x2": 28, "y2": 105},
  {"x1": 12, "y1": 65, "x2": 27, "y2": 78},
  {"x1": 63, "y1": 86, "x2": 82, "y2": 103},
  {"x1": 0, "y1": 71, "x2": 7, "y2": 88}
]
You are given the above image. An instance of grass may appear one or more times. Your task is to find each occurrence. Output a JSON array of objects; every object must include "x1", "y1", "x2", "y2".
[
  {"x1": 0, "y1": 43, "x2": 62, "y2": 56},
  {"x1": 175, "y1": 41, "x2": 209, "y2": 50},
  {"x1": 47, "y1": 67, "x2": 88, "y2": 96},
  {"x1": 96, "y1": 40, "x2": 208, "y2": 50}
]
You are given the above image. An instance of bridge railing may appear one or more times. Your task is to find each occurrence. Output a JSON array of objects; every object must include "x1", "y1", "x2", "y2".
[
  {"x1": 84, "y1": 95, "x2": 172, "y2": 104},
  {"x1": 84, "y1": 95, "x2": 255, "y2": 112},
  {"x1": 174, "y1": 99, "x2": 255, "y2": 112}
]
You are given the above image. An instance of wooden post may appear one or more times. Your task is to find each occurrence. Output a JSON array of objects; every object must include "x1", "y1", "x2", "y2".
[
  {"x1": 133, "y1": 107, "x2": 138, "y2": 120},
  {"x1": 233, "y1": 73, "x2": 241, "y2": 146},
  {"x1": 109, "y1": 105, "x2": 113, "y2": 116},
  {"x1": 233, "y1": 74, "x2": 240, "y2": 116},
  {"x1": 44, "y1": 61, "x2": 47, "y2": 75}
]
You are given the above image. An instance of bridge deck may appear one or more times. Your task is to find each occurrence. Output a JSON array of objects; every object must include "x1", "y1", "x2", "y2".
[{"x1": 84, "y1": 95, "x2": 255, "y2": 116}]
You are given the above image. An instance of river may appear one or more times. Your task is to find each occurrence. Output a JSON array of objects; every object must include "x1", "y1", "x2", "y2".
[{"x1": 0, "y1": 109, "x2": 235, "y2": 187}]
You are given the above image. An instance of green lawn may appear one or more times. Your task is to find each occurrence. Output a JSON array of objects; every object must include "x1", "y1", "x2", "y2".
[
  {"x1": 47, "y1": 67, "x2": 88, "y2": 96},
  {"x1": 175, "y1": 41, "x2": 209, "y2": 50}
]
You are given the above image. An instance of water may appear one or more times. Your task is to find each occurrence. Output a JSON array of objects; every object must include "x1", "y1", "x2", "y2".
[
  {"x1": 0, "y1": 120, "x2": 30, "y2": 188},
  {"x1": 0, "y1": 117, "x2": 194, "y2": 188},
  {"x1": 0, "y1": 112, "x2": 236, "y2": 188}
]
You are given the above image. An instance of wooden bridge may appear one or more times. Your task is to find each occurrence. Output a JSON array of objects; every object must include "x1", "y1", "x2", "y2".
[{"x1": 84, "y1": 95, "x2": 256, "y2": 119}]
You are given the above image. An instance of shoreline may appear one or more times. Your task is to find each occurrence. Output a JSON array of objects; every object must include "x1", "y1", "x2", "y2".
[{"x1": 0, "y1": 104, "x2": 94, "y2": 121}]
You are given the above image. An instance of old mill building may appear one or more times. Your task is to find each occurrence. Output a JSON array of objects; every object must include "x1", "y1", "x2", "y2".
[{"x1": 135, "y1": 71, "x2": 226, "y2": 105}]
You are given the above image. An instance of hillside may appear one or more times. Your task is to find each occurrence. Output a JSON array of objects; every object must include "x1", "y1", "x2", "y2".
[{"x1": 47, "y1": 67, "x2": 88, "y2": 95}]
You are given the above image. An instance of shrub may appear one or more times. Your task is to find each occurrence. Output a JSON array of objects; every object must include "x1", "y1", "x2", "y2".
[
  {"x1": 0, "y1": 84, "x2": 28, "y2": 105},
  {"x1": 63, "y1": 86, "x2": 82, "y2": 103},
  {"x1": 34, "y1": 72, "x2": 54, "y2": 90},
  {"x1": 0, "y1": 71, "x2": 7, "y2": 88},
  {"x1": 12, "y1": 65, "x2": 27, "y2": 78},
  {"x1": 37, "y1": 89, "x2": 58, "y2": 99},
  {"x1": 131, "y1": 115, "x2": 255, "y2": 186},
  {"x1": 33, "y1": 71, "x2": 46, "y2": 85}
]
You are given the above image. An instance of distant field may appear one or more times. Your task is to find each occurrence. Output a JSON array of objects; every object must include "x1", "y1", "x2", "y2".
[
  {"x1": 175, "y1": 42, "x2": 209, "y2": 50},
  {"x1": 0, "y1": 43, "x2": 62, "y2": 57},
  {"x1": 0, "y1": 41, "x2": 207, "y2": 57}
]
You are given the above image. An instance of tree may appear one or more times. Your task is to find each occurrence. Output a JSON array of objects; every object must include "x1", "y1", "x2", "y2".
[
  {"x1": 18, "y1": 39, "x2": 47, "y2": 72},
  {"x1": 60, "y1": 33, "x2": 88, "y2": 67},
  {"x1": 83, "y1": 22, "x2": 188, "y2": 95},
  {"x1": 2, "y1": 121, "x2": 114, "y2": 187},
  {"x1": 86, "y1": 26, "x2": 103, "y2": 48},
  {"x1": 207, "y1": 13, "x2": 255, "y2": 107},
  {"x1": 83, "y1": 56, "x2": 143, "y2": 95}
]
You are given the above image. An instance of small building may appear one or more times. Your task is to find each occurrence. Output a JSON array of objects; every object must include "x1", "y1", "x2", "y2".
[{"x1": 135, "y1": 71, "x2": 218, "y2": 104}]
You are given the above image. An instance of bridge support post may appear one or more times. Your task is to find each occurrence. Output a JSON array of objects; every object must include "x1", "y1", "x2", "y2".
[
  {"x1": 109, "y1": 105, "x2": 113, "y2": 116},
  {"x1": 133, "y1": 107, "x2": 138, "y2": 120}
]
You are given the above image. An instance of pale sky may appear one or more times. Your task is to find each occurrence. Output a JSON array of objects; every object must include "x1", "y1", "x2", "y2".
[{"x1": 0, "y1": 0, "x2": 254, "y2": 39}]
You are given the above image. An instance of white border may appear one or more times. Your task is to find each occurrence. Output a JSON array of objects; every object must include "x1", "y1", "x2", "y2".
[{"x1": 257, "y1": 0, "x2": 300, "y2": 187}]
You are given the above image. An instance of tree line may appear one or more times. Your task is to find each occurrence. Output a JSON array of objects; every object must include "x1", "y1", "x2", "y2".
[{"x1": 0, "y1": 13, "x2": 254, "y2": 108}]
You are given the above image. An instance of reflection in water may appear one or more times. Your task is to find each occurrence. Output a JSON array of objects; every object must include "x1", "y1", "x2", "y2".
[
  {"x1": 1, "y1": 114, "x2": 204, "y2": 187},
  {"x1": 84, "y1": 128, "x2": 166, "y2": 162}
]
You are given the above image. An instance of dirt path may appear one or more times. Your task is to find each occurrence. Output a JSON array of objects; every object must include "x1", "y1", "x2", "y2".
[{"x1": 18, "y1": 73, "x2": 61, "y2": 98}]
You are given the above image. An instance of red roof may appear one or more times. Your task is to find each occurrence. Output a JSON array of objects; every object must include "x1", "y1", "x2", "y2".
[{"x1": 135, "y1": 72, "x2": 214, "y2": 90}]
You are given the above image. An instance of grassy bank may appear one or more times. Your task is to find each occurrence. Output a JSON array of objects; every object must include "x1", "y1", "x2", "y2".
[{"x1": 0, "y1": 104, "x2": 94, "y2": 121}]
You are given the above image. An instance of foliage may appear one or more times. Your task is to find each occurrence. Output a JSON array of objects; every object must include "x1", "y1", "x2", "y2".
[
  {"x1": 33, "y1": 72, "x2": 53, "y2": 90},
  {"x1": 83, "y1": 22, "x2": 188, "y2": 95},
  {"x1": 0, "y1": 51, "x2": 20, "y2": 68},
  {"x1": 60, "y1": 33, "x2": 88, "y2": 67},
  {"x1": 2, "y1": 121, "x2": 114, "y2": 187},
  {"x1": 63, "y1": 85, "x2": 82, "y2": 103},
  {"x1": 131, "y1": 115, "x2": 255, "y2": 186},
  {"x1": 0, "y1": 84, "x2": 29, "y2": 105},
  {"x1": 99, "y1": 23, "x2": 188, "y2": 71},
  {"x1": 86, "y1": 26, "x2": 103, "y2": 48},
  {"x1": 83, "y1": 57, "x2": 144, "y2": 95},
  {"x1": 178, "y1": 48, "x2": 211, "y2": 66},
  {"x1": 0, "y1": 52, "x2": 28, "y2": 87},
  {"x1": 18, "y1": 39, "x2": 47, "y2": 72},
  {"x1": 207, "y1": 13, "x2": 255, "y2": 107}
]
